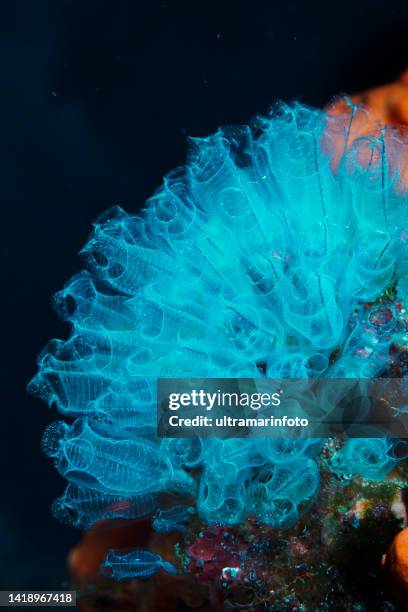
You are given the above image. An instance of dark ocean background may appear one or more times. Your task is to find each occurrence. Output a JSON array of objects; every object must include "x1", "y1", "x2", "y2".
[{"x1": 3, "y1": 0, "x2": 408, "y2": 590}]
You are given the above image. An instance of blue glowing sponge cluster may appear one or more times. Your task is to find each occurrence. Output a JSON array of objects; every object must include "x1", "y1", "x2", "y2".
[{"x1": 30, "y1": 103, "x2": 408, "y2": 539}]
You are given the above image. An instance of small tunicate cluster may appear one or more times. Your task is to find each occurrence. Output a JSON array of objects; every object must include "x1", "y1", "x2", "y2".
[
  {"x1": 101, "y1": 549, "x2": 177, "y2": 580},
  {"x1": 152, "y1": 505, "x2": 195, "y2": 533}
]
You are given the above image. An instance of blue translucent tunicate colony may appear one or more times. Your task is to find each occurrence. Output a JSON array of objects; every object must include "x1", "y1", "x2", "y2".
[{"x1": 29, "y1": 103, "x2": 408, "y2": 576}]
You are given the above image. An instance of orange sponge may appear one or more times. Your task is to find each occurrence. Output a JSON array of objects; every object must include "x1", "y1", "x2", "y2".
[{"x1": 383, "y1": 527, "x2": 408, "y2": 606}]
